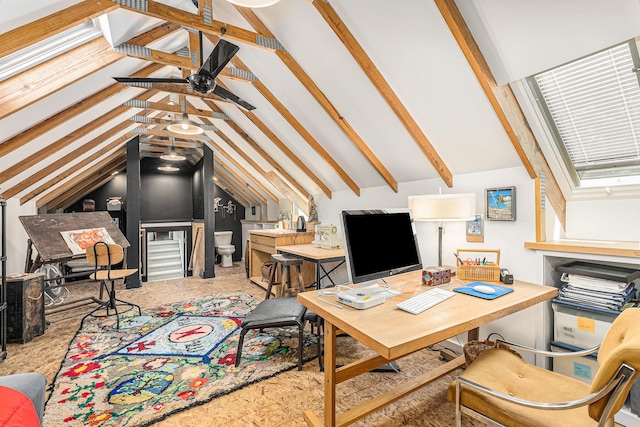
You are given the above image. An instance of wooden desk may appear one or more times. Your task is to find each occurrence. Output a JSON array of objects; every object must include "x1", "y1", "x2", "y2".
[
  {"x1": 297, "y1": 271, "x2": 557, "y2": 426},
  {"x1": 277, "y1": 244, "x2": 345, "y2": 289}
]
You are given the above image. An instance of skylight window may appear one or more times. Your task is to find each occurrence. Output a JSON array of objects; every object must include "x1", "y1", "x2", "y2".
[
  {"x1": 0, "y1": 21, "x2": 101, "y2": 82},
  {"x1": 527, "y1": 41, "x2": 640, "y2": 186}
]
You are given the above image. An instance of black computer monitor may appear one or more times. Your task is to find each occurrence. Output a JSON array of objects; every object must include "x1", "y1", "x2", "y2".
[{"x1": 341, "y1": 209, "x2": 423, "y2": 285}]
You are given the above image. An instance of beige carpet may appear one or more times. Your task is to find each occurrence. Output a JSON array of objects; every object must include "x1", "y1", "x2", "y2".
[{"x1": 0, "y1": 263, "x2": 484, "y2": 426}]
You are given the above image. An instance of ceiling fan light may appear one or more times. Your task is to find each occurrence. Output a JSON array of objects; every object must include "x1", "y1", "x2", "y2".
[
  {"x1": 167, "y1": 113, "x2": 203, "y2": 135},
  {"x1": 226, "y1": 0, "x2": 280, "y2": 7}
]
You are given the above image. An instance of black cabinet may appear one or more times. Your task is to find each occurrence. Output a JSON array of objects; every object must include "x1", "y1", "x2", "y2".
[{"x1": 6, "y1": 273, "x2": 45, "y2": 343}]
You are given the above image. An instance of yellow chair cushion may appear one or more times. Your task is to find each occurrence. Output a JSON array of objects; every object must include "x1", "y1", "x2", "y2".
[{"x1": 447, "y1": 348, "x2": 605, "y2": 427}]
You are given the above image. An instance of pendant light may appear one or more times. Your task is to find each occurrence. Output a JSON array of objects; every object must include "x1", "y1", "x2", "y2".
[
  {"x1": 167, "y1": 112, "x2": 203, "y2": 135},
  {"x1": 160, "y1": 137, "x2": 186, "y2": 161}
]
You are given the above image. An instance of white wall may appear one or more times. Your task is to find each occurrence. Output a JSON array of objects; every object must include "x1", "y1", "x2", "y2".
[{"x1": 4, "y1": 199, "x2": 36, "y2": 274}]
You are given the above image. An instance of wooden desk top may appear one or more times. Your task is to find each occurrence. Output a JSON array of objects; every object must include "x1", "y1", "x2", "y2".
[
  {"x1": 277, "y1": 244, "x2": 345, "y2": 261},
  {"x1": 298, "y1": 271, "x2": 557, "y2": 360}
]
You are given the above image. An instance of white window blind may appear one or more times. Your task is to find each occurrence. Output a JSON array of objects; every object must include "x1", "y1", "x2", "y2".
[{"x1": 533, "y1": 42, "x2": 640, "y2": 180}]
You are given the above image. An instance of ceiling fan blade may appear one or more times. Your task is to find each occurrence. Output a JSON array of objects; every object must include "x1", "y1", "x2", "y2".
[
  {"x1": 114, "y1": 77, "x2": 188, "y2": 84},
  {"x1": 213, "y1": 85, "x2": 256, "y2": 111},
  {"x1": 198, "y1": 39, "x2": 239, "y2": 80}
]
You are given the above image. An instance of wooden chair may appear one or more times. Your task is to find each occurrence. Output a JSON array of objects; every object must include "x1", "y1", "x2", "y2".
[
  {"x1": 448, "y1": 307, "x2": 640, "y2": 426},
  {"x1": 82, "y1": 242, "x2": 141, "y2": 329}
]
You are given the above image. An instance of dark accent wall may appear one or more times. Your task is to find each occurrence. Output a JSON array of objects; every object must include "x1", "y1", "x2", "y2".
[
  {"x1": 67, "y1": 173, "x2": 127, "y2": 212},
  {"x1": 214, "y1": 184, "x2": 245, "y2": 261},
  {"x1": 140, "y1": 158, "x2": 193, "y2": 222}
]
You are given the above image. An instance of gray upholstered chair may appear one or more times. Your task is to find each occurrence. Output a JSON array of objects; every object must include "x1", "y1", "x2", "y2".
[{"x1": 0, "y1": 372, "x2": 47, "y2": 426}]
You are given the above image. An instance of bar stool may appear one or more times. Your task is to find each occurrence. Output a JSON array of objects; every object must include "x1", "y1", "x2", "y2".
[{"x1": 265, "y1": 254, "x2": 304, "y2": 299}]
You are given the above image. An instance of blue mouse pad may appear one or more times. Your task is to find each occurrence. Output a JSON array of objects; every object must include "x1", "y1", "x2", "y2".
[{"x1": 453, "y1": 282, "x2": 514, "y2": 300}]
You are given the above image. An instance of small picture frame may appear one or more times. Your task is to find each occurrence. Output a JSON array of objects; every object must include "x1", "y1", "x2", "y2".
[
  {"x1": 485, "y1": 187, "x2": 516, "y2": 221},
  {"x1": 466, "y1": 214, "x2": 484, "y2": 242}
]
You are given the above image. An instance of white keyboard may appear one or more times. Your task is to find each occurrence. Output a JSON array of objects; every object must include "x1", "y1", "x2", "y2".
[{"x1": 396, "y1": 287, "x2": 455, "y2": 315}]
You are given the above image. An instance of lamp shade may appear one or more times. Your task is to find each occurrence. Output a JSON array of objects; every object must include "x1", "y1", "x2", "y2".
[
  {"x1": 167, "y1": 113, "x2": 203, "y2": 135},
  {"x1": 160, "y1": 147, "x2": 186, "y2": 161},
  {"x1": 408, "y1": 193, "x2": 476, "y2": 222}
]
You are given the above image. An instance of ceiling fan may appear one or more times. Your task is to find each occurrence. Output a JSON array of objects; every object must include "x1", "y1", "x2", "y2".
[{"x1": 114, "y1": 36, "x2": 255, "y2": 111}]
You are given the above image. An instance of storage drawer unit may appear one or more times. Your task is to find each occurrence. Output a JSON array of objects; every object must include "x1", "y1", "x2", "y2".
[
  {"x1": 552, "y1": 301, "x2": 618, "y2": 349},
  {"x1": 550, "y1": 341, "x2": 599, "y2": 384}
]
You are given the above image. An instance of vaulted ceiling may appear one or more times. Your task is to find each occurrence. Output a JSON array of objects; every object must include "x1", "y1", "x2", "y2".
[{"x1": 7, "y1": 0, "x2": 631, "y2": 225}]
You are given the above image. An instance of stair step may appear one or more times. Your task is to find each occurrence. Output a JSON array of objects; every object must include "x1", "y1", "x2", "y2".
[{"x1": 147, "y1": 253, "x2": 182, "y2": 261}]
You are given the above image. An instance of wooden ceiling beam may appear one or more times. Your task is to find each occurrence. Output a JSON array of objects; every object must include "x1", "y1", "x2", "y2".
[
  {"x1": 201, "y1": 52, "x2": 336, "y2": 199},
  {"x1": 125, "y1": 22, "x2": 182, "y2": 46},
  {"x1": 265, "y1": 171, "x2": 309, "y2": 216},
  {"x1": 0, "y1": 64, "x2": 164, "y2": 159},
  {"x1": 121, "y1": 81, "x2": 236, "y2": 104},
  {"x1": 312, "y1": 0, "x2": 453, "y2": 188},
  {"x1": 39, "y1": 148, "x2": 126, "y2": 209},
  {"x1": 200, "y1": 103, "x2": 311, "y2": 201},
  {"x1": 215, "y1": 167, "x2": 261, "y2": 207},
  {"x1": 117, "y1": 41, "x2": 255, "y2": 83},
  {"x1": 125, "y1": 98, "x2": 229, "y2": 120},
  {"x1": 56, "y1": 159, "x2": 127, "y2": 211},
  {"x1": 0, "y1": 37, "x2": 124, "y2": 120},
  {"x1": 0, "y1": 0, "x2": 118, "y2": 58},
  {"x1": 207, "y1": 140, "x2": 279, "y2": 203},
  {"x1": 434, "y1": 0, "x2": 566, "y2": 230},
  {"x1": 213, "y1": 177, "x2": 251, "y2": 210},
  {"x1": 215, "y1": 157, "x2": 268, "y2": 204},
  {"x1": 201, "y1": 116, "x2": 310, "y2": 201},
  {"x1": 110, "y1": 0, "x2": 283, "y2": 52},
  {"x1": 0, "y1": 89, "x2": 155, "y2": 187},
  {"x1": 17, "y1": 134, "x2": 132, "y2": 204},
  {"x1": 234, "y1": 6, "x2": 398, "y2": 193},
  {"x1": 130, "y1": 126, "x2": 208, "y2": 140}
]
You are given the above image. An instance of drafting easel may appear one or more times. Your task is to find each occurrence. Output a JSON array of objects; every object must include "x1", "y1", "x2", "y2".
[{"x1": 19, "y1": 212, "x2": 130, "y2": 316}]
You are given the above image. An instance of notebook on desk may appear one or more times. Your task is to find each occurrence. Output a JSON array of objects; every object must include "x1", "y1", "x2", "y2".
[{"x1": 453, "y1": 282, "x2": 514, "y2": 300}]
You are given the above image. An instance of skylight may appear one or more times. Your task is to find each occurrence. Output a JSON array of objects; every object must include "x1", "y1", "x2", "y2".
[
  {"x1": 527, "y1": 41, "x2": 640, "y2": 186},
  {"x1": 0, "y1": 21, "x2": 102, "y2": 82}
]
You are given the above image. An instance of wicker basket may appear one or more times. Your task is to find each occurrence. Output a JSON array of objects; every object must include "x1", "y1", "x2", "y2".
[
  {"x1": 463, "y1": 333, "x2": 521, "y2": 367},
  {"x1": 456, "y1": 248, "x2": 500, "y2": 281}
]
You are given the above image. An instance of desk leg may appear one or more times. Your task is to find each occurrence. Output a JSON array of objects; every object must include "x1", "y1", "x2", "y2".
[
  {"x1": 324, "y1": 321, "x2": 337, "y2": 426},
  {"x1": 467, "y1": 327, "x2": 479, "y2": 341}
]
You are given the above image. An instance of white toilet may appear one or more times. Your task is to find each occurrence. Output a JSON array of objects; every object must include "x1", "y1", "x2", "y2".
[{"x1": 214, "y1": 231, "x2": 235, "y2": 267}]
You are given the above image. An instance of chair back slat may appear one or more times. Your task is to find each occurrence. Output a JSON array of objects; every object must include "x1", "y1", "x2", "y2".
[{"x1": 86, "y1": 242, "x2": 124, "y2": 267}]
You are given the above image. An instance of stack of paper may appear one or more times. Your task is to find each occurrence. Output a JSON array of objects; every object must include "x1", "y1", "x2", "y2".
[{"x1": 557, "y1": 273, "x2": 636, "y2": 311}]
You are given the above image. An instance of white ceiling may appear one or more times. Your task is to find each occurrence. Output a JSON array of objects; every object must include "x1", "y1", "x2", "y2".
[{"x1": 1, "y1": 0, "x2": 638, "y2": 208}]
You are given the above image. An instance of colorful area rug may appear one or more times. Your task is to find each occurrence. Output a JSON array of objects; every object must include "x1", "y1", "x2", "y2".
[{"x1": 44, "y1": 293, "x2": 317, "y2": 426}]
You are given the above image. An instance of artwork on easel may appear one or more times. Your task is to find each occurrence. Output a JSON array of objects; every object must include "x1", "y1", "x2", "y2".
[{"x1": 60, "y1": 227, "x2": 115, "y2": 254}]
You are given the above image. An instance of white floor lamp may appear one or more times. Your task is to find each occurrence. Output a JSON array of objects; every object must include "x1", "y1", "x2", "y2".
[{"x1": 408, "y1": 192, "x2": 476, "y2": 267}]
